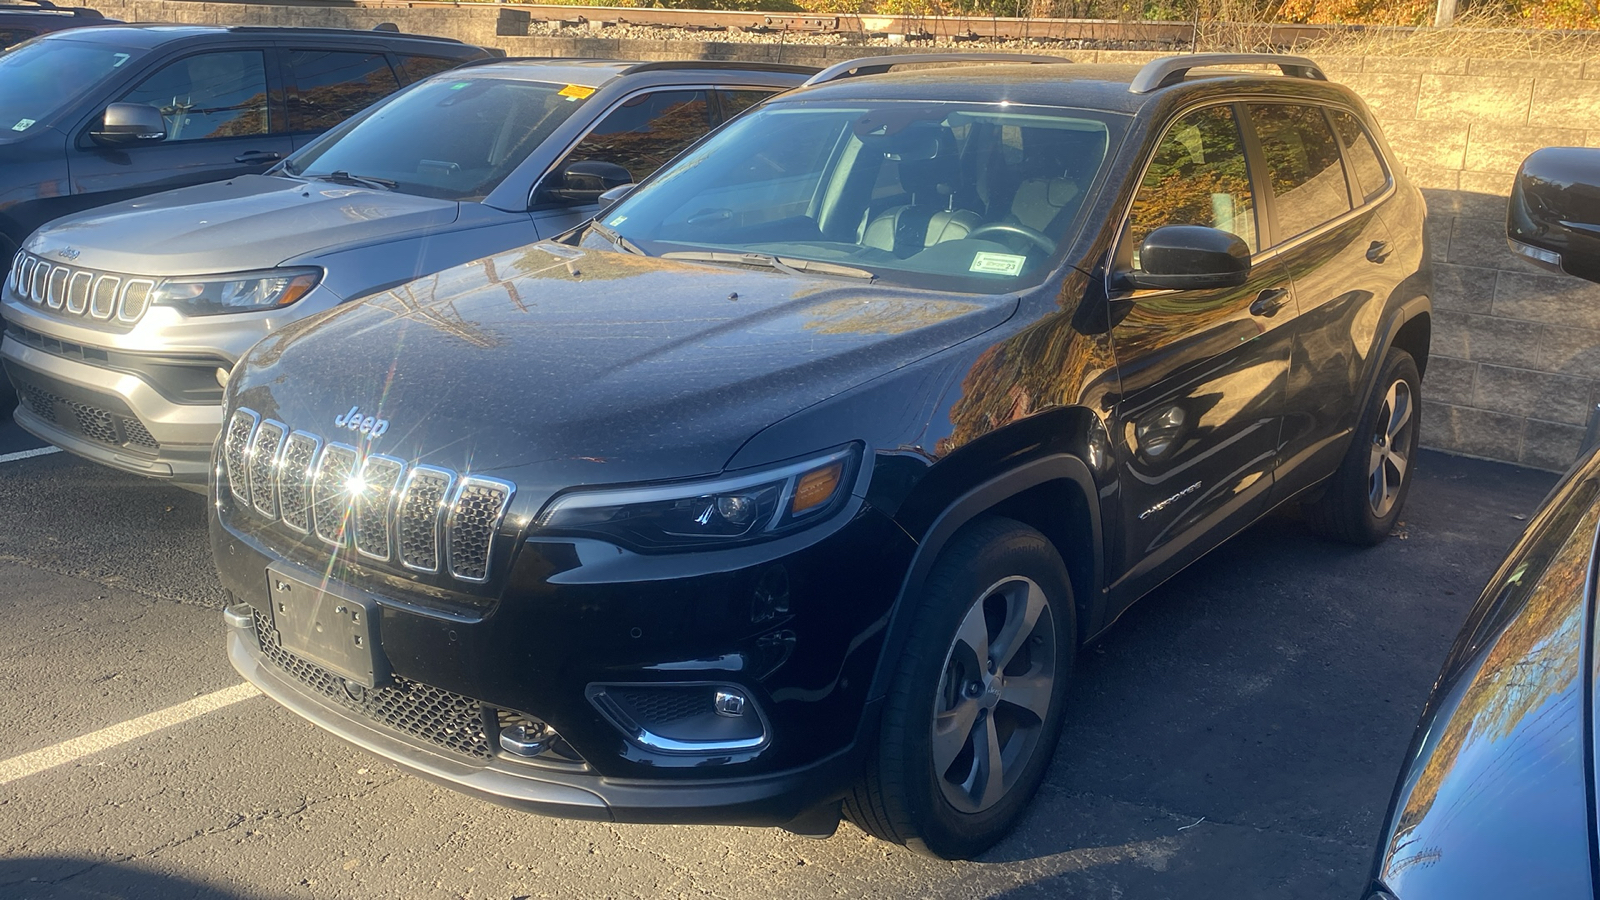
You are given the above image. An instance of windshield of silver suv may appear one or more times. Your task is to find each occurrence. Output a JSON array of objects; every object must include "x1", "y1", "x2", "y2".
[
  {"x1": 597, "y1": 100, "x2": 1125, "y2": 293},
  {"x1": 0, "y1": 36, "x2": 145, "y2": 133},
  {"x1": 283, "y1": 74, "x2": 591, "y2": 201}
]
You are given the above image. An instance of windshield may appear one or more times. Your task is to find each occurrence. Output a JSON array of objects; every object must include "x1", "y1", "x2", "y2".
[
  {"x1": 598, "y1": 100, "x2": 1125, "y2": 293},
  {"x1": 285, "y1": 75, "x2": 592, "y2": 201},
  {"x1": 0, "y1": 37, "x2": 146, "y2": 133}
]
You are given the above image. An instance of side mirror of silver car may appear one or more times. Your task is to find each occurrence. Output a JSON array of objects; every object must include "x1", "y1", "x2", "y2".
[
  {"x1": 90, "y1": 102, "x2": 167, "y2": 148},
  {"x1": 1508, "y1": 146, "x2": 1600, "y2": 285}
]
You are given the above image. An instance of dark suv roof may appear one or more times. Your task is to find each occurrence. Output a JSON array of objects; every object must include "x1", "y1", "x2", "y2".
[
  {"x1": 787, "y1": 53, "x2": 1352, "y2": 117},
  {"x1": 32, "y1": 21, "x2": 483, "y2": 53},
  {"x1": 458, "y1": 56, "x2": 823, "y2": 87},
  {"x1": 0, "y1": 0, "x2": 116, "y2": 42}
]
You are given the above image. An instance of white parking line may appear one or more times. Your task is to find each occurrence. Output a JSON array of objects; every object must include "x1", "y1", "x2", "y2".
[
  {"x1": 0, "y1": 445, "x2": 62, "y2": 464},
  {"x1": 0, "y1": 683, "x2": 261, "y2": 785}
]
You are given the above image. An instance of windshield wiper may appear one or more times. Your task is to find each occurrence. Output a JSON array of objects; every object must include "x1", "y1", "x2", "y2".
[
  {"x1": 587, "y1": 221, "x2": 647, "y2": 256},
  {"x1": 661, "y1": 251, "x2": 875, "y2": 281},
  {"x1": 312, "y1": 171, "x2": 397, "y2": 191}
]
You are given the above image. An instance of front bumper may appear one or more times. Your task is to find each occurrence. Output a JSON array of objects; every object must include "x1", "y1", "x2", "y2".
[
  {"x1": 2, "y1": 338, "x2": 218, "y2": 486},
  {"x1": 214, "y1": 490, "x2": 915, "y2": 825},
  {"x1": 0, "y1": 285, "x2": 340, "y2": 485},
  {"x1": 228, "y1": 610, "x2": 873, "y2": 825}
]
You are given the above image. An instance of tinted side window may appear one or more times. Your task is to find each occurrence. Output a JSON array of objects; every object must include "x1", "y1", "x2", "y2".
[
  {"x1": 716, "y1": 89, "x2": 776, "y2": 124},
  {"x1": 560, "y1": 90, "x2": 711, "y2": 187},
  {"x1": 1, "y1": 26, "x2": 38, "y2": 48},
  {"x1": 285, "y1": 49, "x2": 400, "y2": 132},
  {"x1": 1329, "y1": 109, "x2": 1390, "y2": 205},
  {"x1": 119, "y1": 50, "x2": 269, "y2": 142},
  {"x1": 1248, "y1": 104, "x2": 1352, "y2": 241},
  {"x1": 1126, "y1": 104, "x2": 1258, "y2": 257},
  {"x1": 398, "y1": 54, "x2": 459, "y2": 84}
]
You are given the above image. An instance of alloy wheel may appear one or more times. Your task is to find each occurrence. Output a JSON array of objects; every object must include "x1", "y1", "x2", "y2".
[
  {"x1": 931, "y1": 575, "x2": 1058, "y2": 814},
  {"x1": 1367, "y1": 378, "x2": 1413, "y2": 518}
]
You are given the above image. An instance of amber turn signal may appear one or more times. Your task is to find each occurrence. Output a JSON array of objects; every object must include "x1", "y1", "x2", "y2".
[{"x1": 791, "y1": 461, "x2": 845, "y2": 516}]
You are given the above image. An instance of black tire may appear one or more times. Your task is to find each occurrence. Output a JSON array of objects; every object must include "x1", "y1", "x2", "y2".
[
  {"x1": 845, "y1": 515, "x2": 1076, "y2": 859},
  {"x1": 1305, "y1": 349, "x2": 1421, "y2": 545}
]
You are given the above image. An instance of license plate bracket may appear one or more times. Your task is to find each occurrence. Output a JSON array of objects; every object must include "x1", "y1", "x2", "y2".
[{"x1": 265, "y1": 564, "x2": 389, "y2": 688}]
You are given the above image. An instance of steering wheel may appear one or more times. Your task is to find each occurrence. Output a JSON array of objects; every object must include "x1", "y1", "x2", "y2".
[{"x1": 965, "y1": 223, "x2": 1055, "y2": 254}]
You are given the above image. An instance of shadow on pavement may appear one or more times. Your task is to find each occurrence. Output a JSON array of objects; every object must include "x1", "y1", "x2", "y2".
[{"x1": 0, "y1": 858, "x2": 259, "y2": 900}]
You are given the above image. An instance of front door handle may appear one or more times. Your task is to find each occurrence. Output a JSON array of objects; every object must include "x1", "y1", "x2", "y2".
[
  {"x1": 1366, "y1": 240, "x2": 1391, "y2": 263},
  {"x1": 1250, "y1": 287, "x2": 1291, "y2": 318},
  {"x1": 234, "y1": 150, "x2": 284, "y2": 164}
]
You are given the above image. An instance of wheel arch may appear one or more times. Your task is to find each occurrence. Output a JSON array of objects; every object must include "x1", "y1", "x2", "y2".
[{"x1": 867, "y1": 449, "x2": 1105, "y2": 703}]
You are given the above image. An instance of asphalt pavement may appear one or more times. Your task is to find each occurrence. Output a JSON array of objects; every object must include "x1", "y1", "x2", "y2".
[{"x1": 0, "y1": 411, "x2": 1563, "y2": 899}]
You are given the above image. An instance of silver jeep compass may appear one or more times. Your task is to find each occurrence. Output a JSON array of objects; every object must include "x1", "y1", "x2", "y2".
[{"x1": 0, "y1": 57, "x2": 809, "y2": 488}]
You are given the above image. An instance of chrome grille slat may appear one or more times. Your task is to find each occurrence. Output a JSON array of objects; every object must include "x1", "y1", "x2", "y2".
[
  {"x1": 89, "y1": 275, "x2": 119, "y2": 319},
  {"x1": 224, "y1": 407, "x2": 516, "y2": 585},
  {"x1": 397, "y1": 466, "x2": 454, "y2": 573},
  {"x1": 66, "y1": 271, "x2": 91, "y2": 314},
  {"x1": 30, "y1": 261, "x2": 49, "y2": 303},
  {"x1": 223, "y1": 409, "x2": 259, "y2": 504},
  {"x1": 277, "y1": 432, "x2": 322, "y2": 534},
  {"x1": 447, "y1": 477, "x2": 514, "y2": 583},
  {"x1": 354, "y1": 454, "x2": 405, "y2": 560},
  {"x1": 248, "y1": 420, "x2": 288, "y2": 518},
  {"x1": 311, "y1": 443, "x2": 359, "y2": 546},
  {"x1": 45, "y1": 266, "x2": 68, "y2": 309},
  {"x1": 118, "y1": 279, "x2": 155, "y2": 323}
]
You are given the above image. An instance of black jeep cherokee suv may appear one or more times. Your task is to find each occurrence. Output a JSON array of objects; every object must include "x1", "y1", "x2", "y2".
[{"x1": 211, "y1": 53, "x2": 1432, "y2": 858}]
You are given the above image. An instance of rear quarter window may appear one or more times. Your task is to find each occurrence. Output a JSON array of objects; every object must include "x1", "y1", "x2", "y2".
[
  {"x1": 1329, "y1": 109, "x2": 1391, "y2": 205},
  {"x1": 1248, "y1": 103, "x2": 1352, "y2": 242}
]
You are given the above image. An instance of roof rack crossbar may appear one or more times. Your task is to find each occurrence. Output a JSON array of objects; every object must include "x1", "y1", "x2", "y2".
[
  {"x1": 803, "y1": 52, "x2": 1069, "y2": 87},
  {"x1": 1128, "y1": 53, "x2": 1326, "y2": 94}
]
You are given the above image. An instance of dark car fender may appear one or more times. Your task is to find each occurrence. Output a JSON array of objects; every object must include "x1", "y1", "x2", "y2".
[{"x1": 865, "y1": 450, "x2": 1104, "y2": 703}]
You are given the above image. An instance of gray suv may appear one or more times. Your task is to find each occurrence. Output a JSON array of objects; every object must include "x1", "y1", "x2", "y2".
[{"x1": 1, "y1": 58, "x2": 811, "y2": 488}]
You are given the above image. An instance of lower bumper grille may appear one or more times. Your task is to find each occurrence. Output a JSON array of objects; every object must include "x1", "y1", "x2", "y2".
[
  {"x1": 252, "y1": 609, "x2": 494, "y2": 761},
  {"x1": 11, "y1": 369, "x2": 161, "y2": 454}
]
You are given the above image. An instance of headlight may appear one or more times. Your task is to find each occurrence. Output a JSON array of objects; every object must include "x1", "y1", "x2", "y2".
[
  {"x1": 536, "y1": 446, "x2": 858, "y2": 552},
  {"x1": 152, "y1": 268, "x2": 320, "y2": 316}
]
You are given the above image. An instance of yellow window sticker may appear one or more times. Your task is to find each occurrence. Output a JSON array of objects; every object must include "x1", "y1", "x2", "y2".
[
  {"x1": 559, "y1": 84, "x2": 597, "y2": 101},
  {"x1": 969, "y1": 252, "x2": 1026, "y2": 276}
]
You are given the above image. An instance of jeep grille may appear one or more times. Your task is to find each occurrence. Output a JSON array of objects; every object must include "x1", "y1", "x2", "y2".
[
  {"x1": 7, "y1": 251, "x2": 156, "y2": 330},
  {"x1": 223, "y1": 408, "x2": 515, "y2": 584}
]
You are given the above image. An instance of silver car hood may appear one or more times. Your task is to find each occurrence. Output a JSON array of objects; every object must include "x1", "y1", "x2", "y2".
[{"x1": 27, "y1": 174, "x2": 461, "y2": 277}]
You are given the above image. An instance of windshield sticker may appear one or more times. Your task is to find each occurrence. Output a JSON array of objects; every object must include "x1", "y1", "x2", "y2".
[
  {"x1": 970, "y1": 252, "x2": 1026, "y2": 276},
  {"x1": 12, "y1": 119, "x2": 35, "y2": 132},
  {"x1": 112, "y1": 53, "x2": 130, "y2": 67},
  {"x1": 559, "y1": 84, "x2": 596, "y2": 101},
  {"x1": 449, "y1": 81, "x2": 470, "y2": 90},
  {"x1": 607, "y1": 215, "x2": 627, "y2": 226}
]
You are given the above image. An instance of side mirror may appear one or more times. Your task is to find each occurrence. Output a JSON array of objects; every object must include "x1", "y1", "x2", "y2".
[
  {"x1": 90, "y1": 102, "x2": 166, "y2": 147},
  {"x1": 540, "y1": 160, "x2": 633, "y2": 206},
  {"x1": 1125, "y1": 225, "x2": 1251, "y2": 291},
  {"x1": 1508, "y1": 146, "x2": 1600, "y2": 285},
  {"x1": 597, "y1": 183, "x2": 637, "y2": 212}
]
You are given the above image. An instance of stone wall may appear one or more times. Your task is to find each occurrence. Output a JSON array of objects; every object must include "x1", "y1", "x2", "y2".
[{"x1": 82, "y1": 0, "x2": 1600, "y2": 470}]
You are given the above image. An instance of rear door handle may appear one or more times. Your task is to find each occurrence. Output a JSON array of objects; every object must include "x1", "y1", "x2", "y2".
[
  {"x1": 1250, "y1": 287, "x2": 1290, "y2": 318},
  {"x1": 1366, "y1": 240, "x2": 1391, "y2": 263},
  {"x1": 234, "y1": 150, "x2": 284, "y2": 164}
]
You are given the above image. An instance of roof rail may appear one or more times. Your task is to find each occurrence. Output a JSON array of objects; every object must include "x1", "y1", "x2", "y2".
[
  {"x1": 0, "y1": 0, "x2": 104, "y2": 16},
  {"x1": 803, "y1": 52, "x2": 1069, "y2": 87},
  {"x1": 622, "y1": 59, "x2": 819, "y2": 77},
  {"x1": 1128, "y1": 53, "x2": 1326, "y2": 93},
  {"x1": 222, "y1": 24, "x2": 467, "y2": 43}
]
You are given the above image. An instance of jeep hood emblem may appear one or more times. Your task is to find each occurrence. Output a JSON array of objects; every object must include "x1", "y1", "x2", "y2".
[{"x1": 335, "y1": 405, "x2": 389, "y2": 438}]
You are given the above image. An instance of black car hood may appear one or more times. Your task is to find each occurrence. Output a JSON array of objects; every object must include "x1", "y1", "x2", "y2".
[
  {"x1": 1373, "y1": 456, "x2": 1600, "y2": 899},
  {"x1": 231, "y1": 242, "x2": 1016, "y2": 503}
]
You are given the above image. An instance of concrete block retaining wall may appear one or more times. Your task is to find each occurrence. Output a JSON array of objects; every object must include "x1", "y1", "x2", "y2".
[{"x1": 84, "y1": 0, "x2": 1600, "y2": 470}]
